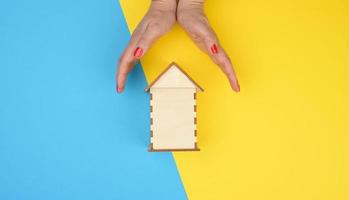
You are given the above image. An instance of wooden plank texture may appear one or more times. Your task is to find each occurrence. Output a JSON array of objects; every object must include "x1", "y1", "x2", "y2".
[{"x1": 151, "y1": 88, "x2": 197, "y2": 149}]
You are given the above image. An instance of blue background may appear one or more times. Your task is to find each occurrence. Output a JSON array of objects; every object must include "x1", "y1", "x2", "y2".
[{"x1": 0, "y1": 0, "x2": 186, "y2": 199}]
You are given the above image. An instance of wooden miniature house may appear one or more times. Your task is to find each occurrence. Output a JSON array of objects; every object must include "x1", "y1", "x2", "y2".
[{"x1": 145, "y1": 62, "x2": 204, "y2": 151}]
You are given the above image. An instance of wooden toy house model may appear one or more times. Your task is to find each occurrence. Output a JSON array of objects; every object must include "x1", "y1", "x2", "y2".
[{"x1": 145, "y1": 62, "x2": 204, "y2": 151}]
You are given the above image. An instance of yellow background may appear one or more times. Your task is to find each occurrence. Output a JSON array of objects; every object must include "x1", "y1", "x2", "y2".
[{"x1": 120, "y1": 0, "x2": 349, "y2": 199}]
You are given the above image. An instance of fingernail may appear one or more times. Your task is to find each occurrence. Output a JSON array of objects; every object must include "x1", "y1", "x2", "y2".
[
  {"x1": 236, "y1": 81, "x2": 240, "y2": 92},
  {"x1": 133, "y1": 47, "x2": 143, "y2": 58},
  {"x1": 211, "y1": 44, "x2": 218, "y2": 54},
  {"x1": 117, "y1": 86, "x2": 123, "y2": 93}
]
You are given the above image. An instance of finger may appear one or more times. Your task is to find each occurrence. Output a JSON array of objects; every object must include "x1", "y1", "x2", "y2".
[
  {"x1": 184, "y1": 20, "x2": 218, "y2": 52},
  {"x1": 212, "y1": 49, "x2": 240, "y2": 92},
  {"x1": 116, "y1": 24, "x2": 147, "y2": 93},
  {"x1": 133, "y1": 23, "x2": 165, "y2": 59},
  {"x1": 189, "y1": 22, "x2": 240, "y2": 92},
  {"x1": 116, "y1": 53, "x2": 138, "y2": 93}
]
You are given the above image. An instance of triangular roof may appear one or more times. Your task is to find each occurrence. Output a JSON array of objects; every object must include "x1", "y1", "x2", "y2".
[{"x1": 144, "y1": 62, "x2": 204, "y2": 92}]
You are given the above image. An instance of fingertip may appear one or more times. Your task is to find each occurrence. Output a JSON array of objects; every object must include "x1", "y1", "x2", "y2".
[
  {"x1": 116, "y1": 76, "x2": 126, "y2": 94},
  {"x1": 116, "y1": 70, "x2": 128, "y2": 94},
  {"x1": 116, "y1": 85, "x2": 121, "y2": 93},
  {"x1": 232, "y1": 81, "x2": 240, "y2": 93},
  {"x1": 231, "y1": 85, "x2": 240, "y2": 92},
  {"x1": 227, "y1": 77, "x2": 240, "y2": 92},
  {"x1": 234, "y1": 85, "x2": 240, "y2": 92},
  {"x1": 116, "y1": 84, "x2": 125, "y2": 94}
]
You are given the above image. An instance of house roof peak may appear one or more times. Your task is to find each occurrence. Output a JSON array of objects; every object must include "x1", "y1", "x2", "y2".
[{"x1": 144, "y1": 62, "x2": 204, "y2": 92}]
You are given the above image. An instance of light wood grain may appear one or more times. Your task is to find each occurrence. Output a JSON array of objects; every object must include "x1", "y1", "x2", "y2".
[{"x1": 151, "y1": 88, "x2": 197, "y2": 149}]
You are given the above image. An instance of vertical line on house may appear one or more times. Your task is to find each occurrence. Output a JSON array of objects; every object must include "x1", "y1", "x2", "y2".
[
  {"x1": 194, "y1": 92, "x2": 197, "y2": 100},
  {"x1": 194, "y1": 117, "x2": 197, "y2": 124}
]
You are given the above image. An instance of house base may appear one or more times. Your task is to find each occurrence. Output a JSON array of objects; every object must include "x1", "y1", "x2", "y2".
[{"x1": 148, "y1": 145, "x2": 200, "y2": 152}]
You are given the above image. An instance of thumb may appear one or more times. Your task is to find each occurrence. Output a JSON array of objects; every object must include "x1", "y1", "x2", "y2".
[{"x1": 133, "y1": 24, "x2": 164, "y2": 59}]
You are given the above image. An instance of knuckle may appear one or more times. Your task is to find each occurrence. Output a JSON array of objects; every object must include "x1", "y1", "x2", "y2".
[
  {"x1": 206, "y1": 34, "x2": 216, "y2": 43},
  {"x1": 149, "y1": 22, "x2": 161, "y2": 30},
  {"x1": 119, "y1": 65, "x2": 131, "y2": 75},
  {"x1": 214, "y1": 56, "x2": 225, "y2": 66},
  {"x1": 187, "y1": 26, "x2": 203, "y2": 41},
  {"x1": 190, "y1": 32, "x2": 202, "y2": 42},
  {"x1": 118, "y1": 54, "x2": 126, "y2": 66},
  {"x1": 191, "y1": 23, "x2": 202, "y2": 33}
]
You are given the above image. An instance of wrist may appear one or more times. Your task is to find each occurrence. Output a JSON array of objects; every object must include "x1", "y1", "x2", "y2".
[
  {"x1": 178, "y1": 0, "x2": 204, "y2": 11},
  {"x1": 151, "y1": 0, "x2": 178, "y2": 12}
]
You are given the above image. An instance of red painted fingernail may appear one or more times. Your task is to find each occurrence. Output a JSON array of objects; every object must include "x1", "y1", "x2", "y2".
[
  {"x1": 133, "y1": 47, "x2": 143, "y2": 58},
  {"x1": 211, "y1": 44, "x2": 218, "y2": 54},
  {"x1": 117, "y1": 86, "x2": 123, "y2": 93}
]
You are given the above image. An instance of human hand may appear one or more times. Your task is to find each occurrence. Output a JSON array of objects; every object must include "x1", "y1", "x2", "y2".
[
  {"x1": 116, "y1": 0, "x2": 177, "y2": 93},
  {"x1": 177, "y1": 0, "x2": 240, "y2": 92}
]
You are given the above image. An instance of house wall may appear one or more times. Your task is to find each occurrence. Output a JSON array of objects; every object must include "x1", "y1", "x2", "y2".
[{"x1": 150, "y1": 88, "x2": 197, "y2": 150}]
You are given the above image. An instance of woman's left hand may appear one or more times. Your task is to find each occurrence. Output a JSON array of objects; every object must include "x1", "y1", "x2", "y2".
[{"x1": 177, "y1": 0, "x2": 240, "y2": 92}]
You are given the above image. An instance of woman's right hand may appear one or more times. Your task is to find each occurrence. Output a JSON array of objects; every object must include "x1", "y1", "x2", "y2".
[{"x1": 116, "y1": 0, "x2": 177, "y2": 93}]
